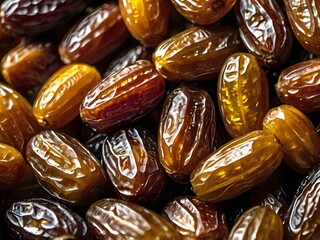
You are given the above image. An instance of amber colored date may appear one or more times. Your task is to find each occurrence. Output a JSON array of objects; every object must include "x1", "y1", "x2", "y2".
[
  {"x1": 86, "y1": 198, "x2": 180, "y2": 240},
  {"x1": 80, "y1": 60, "x2": 165, "y2": 132},
  {"x1": 158, "y1": 86, "x2": 216, "y2": 182},
  {"x1": 59, "y1": 3, "x2": 129, "y2": 65},
  {"x1": 153, "y1": 26, "x2": 243, "y2": 81},
  {"x1": 191, "y1": 130, "x2": 283, "y2": 202},
  {"x1": 276, "y1": 58, "x2": 320, "y2": 112},
  {"x1": 263, "y1": 105, "x2": 320, "y2": 174},
  {"x1": 218, "y1": 53, "x2": 269, "y2": 138}
]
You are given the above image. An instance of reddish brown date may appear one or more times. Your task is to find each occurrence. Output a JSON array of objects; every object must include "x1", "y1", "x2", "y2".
[{"x1": 158, "y1": 86, "x2": 216, "y2": 182}]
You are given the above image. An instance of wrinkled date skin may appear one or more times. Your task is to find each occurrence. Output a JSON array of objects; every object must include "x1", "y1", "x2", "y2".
[
  {"x1": 0, "y1": 0, "x2": 90, "y2": 35},
  {"x1": 234, "y1": 0, "x2": 293, "y2": 68},
  {"x1": 59, "y1": 3, "x2": 129, "y2": 65},
  {"x1": 218, "y1": 53, "x2": 269, "y2": 138},
  {"x1": 191, "y1": 130, "x2": 283, "y2": 202},
  {"x1": 26, "y1": 130, "x2": 108, "y2": 206},
  {"x1": 102, "y1": 127, "x2": 166, "y2": 204},
  {"x1": 119, "y1": 0, "x2": 169, "y2": 47},
  {"x1": 263, "y1": 105, "x2": 320, "y2": 174},
  {"x1": 162, "y1": 196, "x2": 229, "y2": 239},
  {"x1": 153, "y1": 26, "x2": 243, "y2": 81},
  {"x1": 6, "y1": 198, "x2": 92, "y2": 240},
  {"x1": 276, "y1": 58, "x2": 320, "y2": 113},
  {"x1": 33, "y1": 63, "x2": 101, "y2": 129},
  {"x1": 80, "y1": 60, "x2": 166, "y2": 132},
  {"x1": 1, "y1": 41, "x2": 62, "y2": 89},
  {"x1": 158, "y1": 86, "x2": 216, "y2": 182},
  {"x1": 283, "y1": 0, "x2": 320, "y2": 54},
  {"x1": 86, "y1": 198, "x2": 180, "y2": 240},
  {"x1": 229, "y1": 206, "x2": 283, "y2": 240}
]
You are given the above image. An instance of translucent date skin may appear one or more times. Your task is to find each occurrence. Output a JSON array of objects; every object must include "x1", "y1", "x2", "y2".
[
  {"x1": 86, "y1": 198, "x2": 180, "y2": 240},
  {"x1": 276, "y1": 58, "x2": 320, "y2": 112},
  {"x1": 33, "y1": 63, "x2": 101, "y2": 129},
  {"x1": 59, "y1": 4, "x2": 129, "y2": 65},
  {"x1": 1, "y1": 41, "x2": 62, "y2": 89},
  {"x1": 0, "y1": 143, "x2": 25, "y2": 190},
  {"x1": 6, "y1": 198, "x2": 92, "y2": 240},
  {"x1": 119, "y1": 0, "x2": 169, "y2": 47},
  {"x1": 263, "y1": 105, "x2": 320, "y2": 174},
  {"x1": 80, "y1": 60, "x2": 166, "y2": 132},
  {"x1": 158, "y1": 86, "x2": 216, "y2": 182},
  {"x1": 218, "y1": 53, "x2": 269, "y2": 138},
  {"x1": 102, "y1": 127, "x2": 165, "y2": 204},
  {"x1": 153, "y1": 26, "x2": 243, "y2": 81},
  {"x1": 234, "y1": 0, "x2": 293, "y2": 68},
  {"x1": 0, "y1": 0, "x2": 90, "y2": 35},
  {"x1": 229, "y1": 206, "x2": 283, "y2": 240},
  {"x1": 162, "y1": 196, "x2": 229, "y2": 240},
  {"x1": 26, "y1": 130, "x2": 107, "y2": 206},
  {"x1": 171, "y1": 0, "x2": 236, "y2": 25},
  {"x1": 191, "y1": 130, "x2": 283, "y2": 202},
  {"x1": 283, "y1": 0, "x2": 320, "y2": 54}
]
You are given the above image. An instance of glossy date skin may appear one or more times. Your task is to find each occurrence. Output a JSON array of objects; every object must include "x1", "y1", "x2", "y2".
[
  {"x1": 191, "y1": 130, "x2": 283, "y2": 202},
  {"x1": 153, "y1": 26, "x2": 243, "y2": 81},
  {"x1": 234, "y1": 0, "x2": 293, "y2": 68},
  {"x1": 59, "y1": 4, "x2": 129, "y2": 65},
  {"x1": 80, "y1": 60, "x2": 166, "y2": 132},
  {"x1": 218, "y1": 53, "x2": 269, "y2": 138},
  {"x1": 158, "y1": 86, "x2": 216, "y2": 182}
]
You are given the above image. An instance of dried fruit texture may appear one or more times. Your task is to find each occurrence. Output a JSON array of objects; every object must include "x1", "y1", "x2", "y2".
[
  {"x1": 158, "y1": 86, "x2": 216, "y2": 182},
  {"x1": 153, "y1": 26, "x2": 243, "y2": 81},
  {"x1": 218, "y1": 53, "x2": 269, "y2": 138},
  {"x1": 0, "y1": 0, "x2": 90, "y2": 35},
  {"x1": 59, "y1": 4, "x2": 129, "y2": 65},
  {"x1": 234, "y1": 0, "x2": 292, "y2": 68},
  {"x1": 86, "y1": 198, "x2": 180, "y2": 240},
  {"x1": 171, "y1": 0, "x2": 236, "y2": 25},
  {"x1": 26, "y1": 130, "x2": 107, "y2": 205},
  {"x1": 162, "y1": 196, "x2": 229, "y2": 239},
  {"x1": 119, "y1": 0, "x2": 169, "y2": 47},
  {"x1": 33, "y1": 63, "x2": 101, "y2": 129},
  {"x1": 80, "y1": 60, "x2": 166, "y2": 132},
  {"x1": 6, "y1": 198, "x2": 91, "y2": 240},
  {"x1": 1, "y1": 41, "x2": 62, "y2": 89},
  {"x1": 0, "y1": 143, "x2": 25, "y2": 190},
  {"x1": 263, "y1": 105, "x2": 320, "y2": 174},
  {"x1": 276, "y1": 58, "x2": 320, "y2": 112},
  {"x1": 229, "y1": 206, "x2": 283, "y2": 240},
  {"x1": 284, "y1": 166, "x2": 320, "y2": 239},
  {"x1": 191, "y1": 130, "x2": 283, "y2": 202},
  {"x1": 283, "y1": 0, "x2": 320, "y2": 54},
  {"x1": 0, "y1": 83, "x2": 42, "y2": 154}
]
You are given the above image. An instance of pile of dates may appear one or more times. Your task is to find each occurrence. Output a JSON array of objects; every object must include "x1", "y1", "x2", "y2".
[{"x1": 0, "y1": 0, "x2": 320, "y2": 239}]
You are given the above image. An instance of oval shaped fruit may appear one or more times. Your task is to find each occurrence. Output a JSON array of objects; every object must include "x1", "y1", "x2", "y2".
[
  {"x1": 119, "y1": 0, "x2": 169, "y2": 47},
  {"x1": 162, "y1": 196, "x2": 228, "y2": 240},
  {"x1": 33, "y1": 63, "x2": 101, "y2": 129},
  {"x1": 102, "y1": 127, "x2": 166, "y2": 204},
  {"x1": 153, "y1": 26, "x2": 243, "y2": 81},
  {"x1": 26, "y1": 130, "x2": 107, "y2": 205},
  {"x1": 191, "y1": 130, "x2": 283, "y2": 202},
  {"x1": 276, "y1": 58, "x2": 320, "y2": 112},
  {"x1": 229, "y1": 206, "x2": 283, "y2": 240},
  {"x1": 59, "y1": 3, "x2": 129, "y2": 65},
  {"x1": 218, "y1": 53, "x2": 269, "y2": 138},
  {"x1": 80, "y1": 60, "x2": 165, "y2": 132},
  {"x1": 263, "y1": 105, "x2": 320, "y2": 174},
  {"x1": 86, "y1": 198, "x2": 180, "y2": 240},
  {"x1": 234, "y1": 0, "x2": 293, "y2": 67},
  {"x1": 158, "y1": 86, "x2": 216, "y2": 182},
  {"x1": 6, "y1": 198, "x2": 92, "y2": 240}
]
